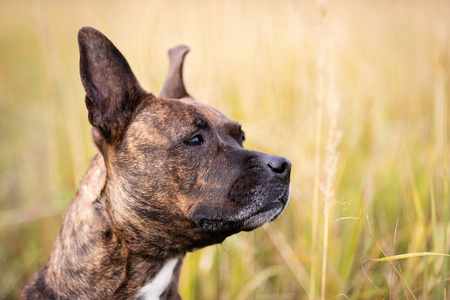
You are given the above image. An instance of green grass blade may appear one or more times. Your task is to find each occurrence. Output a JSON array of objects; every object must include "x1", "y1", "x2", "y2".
[{"x1": 367, "y1": 252, "x2": 450, "y2": 263}]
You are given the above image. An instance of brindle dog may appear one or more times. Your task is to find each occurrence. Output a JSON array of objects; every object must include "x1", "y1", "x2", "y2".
[{"x1": 20, "y1": 27, "x2": 291, "y2": 299}]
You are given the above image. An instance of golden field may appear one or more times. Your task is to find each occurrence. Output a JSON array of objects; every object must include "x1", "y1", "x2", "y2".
[{"x1": 0, "y1": 0, "x2": 449, "y2": 299}]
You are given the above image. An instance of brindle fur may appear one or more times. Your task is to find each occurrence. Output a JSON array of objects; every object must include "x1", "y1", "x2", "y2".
[{"x1": 21, "y1": 27, "x2": 291, "y2": 299}]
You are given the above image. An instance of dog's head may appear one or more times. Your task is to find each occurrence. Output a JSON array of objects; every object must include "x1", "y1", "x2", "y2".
[{"x1": 78, "y1": 27, "x2": 291, "y2": 256}]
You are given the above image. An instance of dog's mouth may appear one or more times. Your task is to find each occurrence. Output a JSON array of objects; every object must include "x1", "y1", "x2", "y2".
[{"x1": 194, "y1": 188, "x2": 290, "y2": 233}]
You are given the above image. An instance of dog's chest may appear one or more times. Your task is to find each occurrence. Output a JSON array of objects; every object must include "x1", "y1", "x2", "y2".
[{"x1": 136, "y1": 258, "x2": 179, "y2": 300}]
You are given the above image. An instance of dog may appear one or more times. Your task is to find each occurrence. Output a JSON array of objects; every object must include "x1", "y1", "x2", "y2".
[{"x1": 20, "y1": 27, "x2": 291, "y2": 299}]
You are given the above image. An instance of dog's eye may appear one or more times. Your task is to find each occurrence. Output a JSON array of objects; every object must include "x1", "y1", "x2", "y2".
[
  {"x1": 184, "y1": 135, "x2": 204, "y2": 146},
  {"x1": 241, "y1": 131, "x2": 246, "y2": 142}
]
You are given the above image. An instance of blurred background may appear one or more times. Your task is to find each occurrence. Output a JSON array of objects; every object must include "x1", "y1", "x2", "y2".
[{"x1": 1, "y1": 0, "x2": 449, "y2": 299}]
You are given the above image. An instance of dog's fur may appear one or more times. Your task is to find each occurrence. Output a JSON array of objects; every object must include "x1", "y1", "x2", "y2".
[{"x1": 20, "y1": 27, "x2": 291, "y2": 299}]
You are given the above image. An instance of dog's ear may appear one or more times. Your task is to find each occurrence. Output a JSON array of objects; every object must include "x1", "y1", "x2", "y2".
[
  {"x1": 78, "y1": 27, "x2": 145, "y2": 144},
  {"x1": 159, "y1": 45, "x2": 192, "y2": 99}
]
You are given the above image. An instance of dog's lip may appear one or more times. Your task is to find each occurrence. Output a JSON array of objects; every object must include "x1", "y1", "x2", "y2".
[
  {"x1": 196, "y1": 188, "x2": 289, "y2": 232},
  {"x1": 275, "y1": 188, "x2": 290, "y2": 206}
]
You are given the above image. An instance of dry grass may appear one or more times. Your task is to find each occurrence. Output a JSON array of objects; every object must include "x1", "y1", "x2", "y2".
[{"x1": 0, "y1": 0, "x2": 449, "y2": 299}]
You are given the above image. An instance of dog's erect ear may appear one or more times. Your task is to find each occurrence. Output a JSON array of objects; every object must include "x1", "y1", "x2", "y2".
[
  {"x1": 159, "y1": 45, "x2": 192, "y2": 99},
  {"x1": 78, "y1": 27, "x2": 145, "y2": 143}
]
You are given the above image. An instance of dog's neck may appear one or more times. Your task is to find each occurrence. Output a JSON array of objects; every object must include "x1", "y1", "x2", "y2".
[{"x1": 41, "y1": 154, "x2": 182, "y2": 299}]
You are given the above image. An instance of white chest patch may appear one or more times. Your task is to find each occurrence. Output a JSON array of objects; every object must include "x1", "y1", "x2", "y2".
[{"x1": 136, "y1": 258, "x2": 179, "y2": 300}]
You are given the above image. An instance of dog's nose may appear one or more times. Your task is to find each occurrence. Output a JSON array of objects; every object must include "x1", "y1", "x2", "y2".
[{"x1": 267, "y1": 155, "x2": 291, "y2": 182}]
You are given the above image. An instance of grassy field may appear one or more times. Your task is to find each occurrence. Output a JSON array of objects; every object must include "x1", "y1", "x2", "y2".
[{"x1": 0, "y1": 0, "x2": 449, "y2": 299}]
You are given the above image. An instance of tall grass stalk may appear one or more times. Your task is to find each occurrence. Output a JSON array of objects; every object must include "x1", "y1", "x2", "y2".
[
  {"x1": 310, "y1": 33, "x2": 322, "y2": 300},
  {"x1": 442, "y1": 163, "x2": 447, "y2": 299},
  {"x1": 311, "y1": 0, "x2": 327, "y2": 298},
  {"x1": 434, "y1": 38, "x2": 449, "y2": 298},
  {"x1": 314, "y1": 0, "x2": 343, "y2": 299},
  {"x1": 389, "y1": 218, "x2": 399, "y2": 300},
  {"x1": 320, "y1": 54, "x2": 341, "y2": 300}
]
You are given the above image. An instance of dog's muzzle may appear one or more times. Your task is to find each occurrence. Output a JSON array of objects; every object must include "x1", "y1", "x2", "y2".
[{"x1": 193, "y1": 154, "x2": 291, "y2": 233}]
